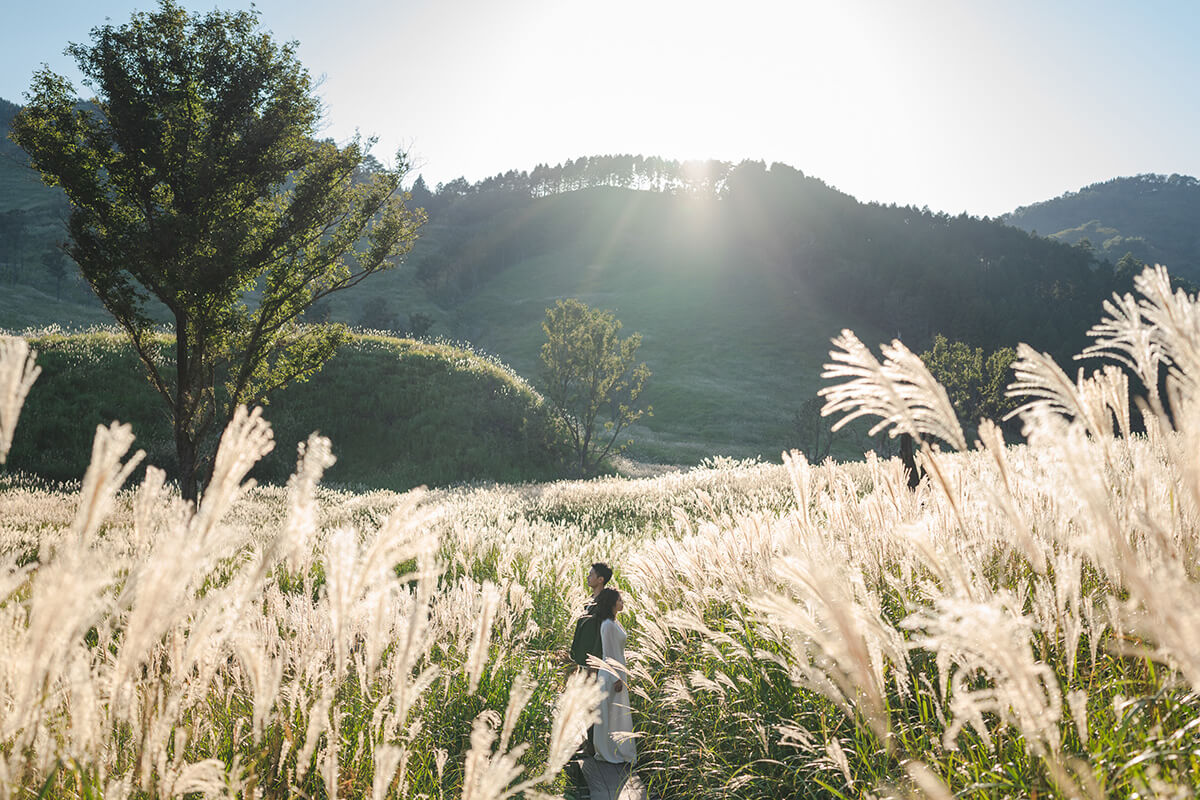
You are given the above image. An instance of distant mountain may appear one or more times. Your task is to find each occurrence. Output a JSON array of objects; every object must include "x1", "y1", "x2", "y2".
[{"x1": 1003, "y1": 174, "x2": 1200, "y2": 280}]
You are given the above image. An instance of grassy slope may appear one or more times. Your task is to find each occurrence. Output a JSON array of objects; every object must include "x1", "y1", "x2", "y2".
[
  {"x1": 0, "y1": 132, "x2": 107, "y2": 310},
  {"x1": 0, "y1": 283, "x2": 114, "y2": 330},
  {"x1": 449, "y1": 189, "x2": 885, "y2": 463},
  {"x1": 8, "y1": 330, "x2": 568, "y2": 490}
]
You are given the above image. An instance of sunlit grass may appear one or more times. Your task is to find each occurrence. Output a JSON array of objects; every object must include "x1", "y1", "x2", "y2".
[{"x1": 2, "y1": 265, "x2": 1200, "y2": 798}]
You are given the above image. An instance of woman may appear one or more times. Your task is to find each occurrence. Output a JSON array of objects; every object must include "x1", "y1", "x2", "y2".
[{"x1": 590, "y1": 587, "x2": 637, "y2": 766}]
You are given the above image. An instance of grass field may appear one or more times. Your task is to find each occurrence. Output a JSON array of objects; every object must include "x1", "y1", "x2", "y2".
[
  {"x1": 2, "y1": 265, "x2": 1200, "y2": 799},
  {"x1": 0, "y1": 284, "x2": 112, "y2": 329}
]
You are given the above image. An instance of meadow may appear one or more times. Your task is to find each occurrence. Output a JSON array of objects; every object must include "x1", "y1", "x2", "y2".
[{"x1": 2, "y1": 265, "x2": 1200, "y2": 799}]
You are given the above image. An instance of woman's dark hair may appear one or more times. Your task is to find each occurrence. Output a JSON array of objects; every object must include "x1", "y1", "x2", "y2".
[
  {"x1": 593, "y1": 587, "x2": 621, "y2": 621},
  {"x1": 592, "y1": 562, "x2": 613, "y2": 585}
]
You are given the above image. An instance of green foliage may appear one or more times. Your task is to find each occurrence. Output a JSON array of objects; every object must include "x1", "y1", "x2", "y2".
[
  {"x1": 9, "y1": 0, "x2": 424, "y2": 498},
  {"x1": 539, "y1": 299, "x2": 650, "y2": 475},
  {"x1": 7, "y1": 331, "x2": 569, "y2": 490},
  {"x1": 919, "y1": 333, "x2": 1017, "y2": 431}
]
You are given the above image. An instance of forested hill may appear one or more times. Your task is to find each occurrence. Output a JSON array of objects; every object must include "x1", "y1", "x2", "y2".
[
  {"x1": 1002, "y1": 174, "x2": 1200, "y2": 280},
  {"x1": 320, "y1": 156, "x2": 1138, "y2": 462},
  {"x1": 392, "y1": 156, "x2": 1123, "y2": 360},
  {"x1": 0, "y1": 105, "x2": 1157, "y2": 460}
]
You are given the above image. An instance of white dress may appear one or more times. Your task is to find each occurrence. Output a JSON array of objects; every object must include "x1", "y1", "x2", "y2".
[{"x1": 594, "y1": 618, "x2": 637, "y2": 764}]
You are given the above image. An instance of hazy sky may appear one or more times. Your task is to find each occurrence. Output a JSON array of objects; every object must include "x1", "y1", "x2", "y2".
[{"x1": 4, "y1": 0, "x2": 1199, "y2": 217}]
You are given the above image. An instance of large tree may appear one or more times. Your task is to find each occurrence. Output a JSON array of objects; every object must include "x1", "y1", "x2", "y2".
[
  {"x1": 11, "y1": 0, "x2": 424, "y2": 499},
  {"x1": 539, "y1": 298, "x2": 650, "y2": 475}
]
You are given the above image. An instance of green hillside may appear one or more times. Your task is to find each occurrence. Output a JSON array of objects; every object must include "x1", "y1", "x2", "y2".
[
  {"x1": 6, "y1": 330, "x2": 569, "y2": 490},
  {"x1": 1003, "y1": 174, "x2": 1200, "y2": 279},
  {"x1": 1, "y1": 97, "x2": 99, "y2": 306}
]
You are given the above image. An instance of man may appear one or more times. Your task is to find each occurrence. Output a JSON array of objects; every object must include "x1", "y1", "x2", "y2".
[
  {"x1": 564, "y1": 562, "x2": 612, "y2": 800},
  {"x1": 570, "y1": 562, "x2": 612, "y2": 669}
]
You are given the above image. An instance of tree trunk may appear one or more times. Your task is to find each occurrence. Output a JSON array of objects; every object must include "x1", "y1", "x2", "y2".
[
  {"x1": 176, "y1": 423, "x2": 199, "y2": 502},
  {"x1": 174, "y1": 313, "x2": 199, "y2": 502},
  {"x1": 900, "y1": 433, "x2": 923, "y2": 490}
]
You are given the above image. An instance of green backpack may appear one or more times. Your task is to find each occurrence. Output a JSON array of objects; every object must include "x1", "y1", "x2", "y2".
[{"x1": 570, "y1": 613, "x2": 603, "y2": 667}]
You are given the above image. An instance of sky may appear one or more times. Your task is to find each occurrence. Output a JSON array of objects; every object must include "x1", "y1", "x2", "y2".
[{"x1": 3, "y1": 0, "x2": 1199, "y2": 217}]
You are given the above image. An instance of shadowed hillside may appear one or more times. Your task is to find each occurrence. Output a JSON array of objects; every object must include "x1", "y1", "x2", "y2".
[{"x1": 328, "y1": 159, "x2": 1129, "y2": 461}]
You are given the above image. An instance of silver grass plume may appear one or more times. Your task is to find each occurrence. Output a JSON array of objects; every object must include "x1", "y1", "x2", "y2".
[
  {"x1": 461, "y1": 710, "x2": 526, "y2": 800},
  {"x1": 466, "y1": 582, "x2": 502, "y2": 694},
  {"x1": 755, "y1": 539, "x2": 910, "y2": 746},
  {"x1": 131, "y1": 466, "x2": 172, "y2": 556},
  {"x1": 1005, "y1": 346, "x2": 1089, "y2": 427},
  {"x1": 191, "y1": 405, "x2": 274, "y2": 541},
  {"x1": 1006, "y1": 346, "x2": 1130, "y2": 441},
  {"x1": 1131, "y1": 264, "x2": 1200, "y2": 397},
  {"x1": 820, "y1": 330, "x2": 966, "y2": 451},
  {"x1": 159, "y1": 759, "x2": 227, "y2": 798},
  {"x1": 975, "y1": 420, "x2": 1046, "y2": 574},
  {"x1": 294, "y1": 684, "x2": 335, "y2": 785},
  {"x1": 280, "y1": 433, "x2": 336, "y2": 573},
  {"x1": 1079, "y1": 365, "x2": 1131, "y2": 438},
  {"x1": 498, "y1": 669, "x2": 535, "y2": 754},
  {"x1": 71, "y1": 422, "x2": 145, "y2": 546},
  {"x1": 0, "y1": 336, "x2": 40, "y2": 464},
  {"x1": 904, "y1": 593, "x2": 1062, "y2": 757},
  {"x1": 106, "y1": 408, "x2": 275, "y2": 714},
  {"x1": 899, "y1": 760, "x2": 955, "y2": 800},
  {"x1": 371, "y1": 743, "x2": 404, "y2": 800},
  {"x1": 1080, "y1": 287, "x2": 1163, "y2": 402}
]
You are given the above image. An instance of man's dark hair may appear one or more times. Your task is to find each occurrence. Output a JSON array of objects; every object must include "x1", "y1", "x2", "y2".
[{"x1": 592, "y1": 562, "x2": 613, "y2": 585}]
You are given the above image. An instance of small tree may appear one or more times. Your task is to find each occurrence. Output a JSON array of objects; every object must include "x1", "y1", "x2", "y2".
[
  {"x1": 11, "y1": 1, "x2": 424, "y2": 499},
  {"x1": 540, "y1": 299, "x2": 650, "y2": 475},
  {"x1": 790, "y1": 396, "x2": 837, "y2": 463},
  {"x1": 919, "y1": 334, "x2": 1017, "y2": 431}
]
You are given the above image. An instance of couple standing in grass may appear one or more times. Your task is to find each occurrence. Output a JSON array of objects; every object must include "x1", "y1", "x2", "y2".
[{"x1": 564, "y1": 562, "x2": 637, "y2": 799}]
